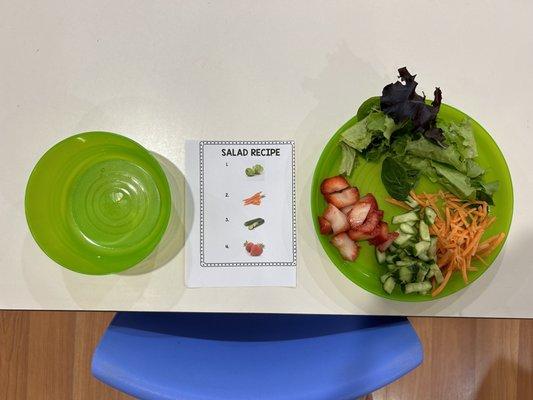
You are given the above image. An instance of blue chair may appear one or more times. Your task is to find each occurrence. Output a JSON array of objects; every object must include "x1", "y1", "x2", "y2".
[{"x1": 92, "y1": 313, "x2": 422, "y2": 400}]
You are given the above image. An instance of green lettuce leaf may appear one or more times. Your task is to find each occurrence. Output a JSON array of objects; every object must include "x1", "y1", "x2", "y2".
[
  {"x1": 438, "y1": 118, "x2": 477, "y2": 159},
  {"x1": 339, "y1": 142, "x2": 357, "y2": 176},
  {"x1": 465, "y1": 159, "x2": 485, "y2": 178},
  {"x1": 341, "y1": 110, "x2": 400, "y2": 151},
  {"x1": 341, "y1": 117, "x2": 375, "y2": 151},
  {"x1": 390, "y1": 133, "x2": 412, "y2": 156},
  {"x1": 361, "y1": 136, "x2": 389, "y2": 162},
  {"x1": 366, "y1": 111, "x2": 398, "y2": 141},
  {"x1": 473, "y1": 180, "x2": 499, "y2": 205},
  {"x1": 431, "y1": 162, "x2": 476, "y2": 198},
  {"x1": 480, "y1": 180, "x2": 499, "y2": 194},
  {"x1": 405, "y1": 138, "x2": 465, "y2": 172},
  {"x1": 401, "y1": 155, "x2": 439, "y2": 182}
]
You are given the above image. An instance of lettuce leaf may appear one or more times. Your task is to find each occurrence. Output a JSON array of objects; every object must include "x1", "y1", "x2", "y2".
[
  {"x1": 339, "y1": 142, "x2": 357, "y2": 176},
  {"x1": 381, "y1": 157, "x2": 420, "y2": 200},
  {"x1": 405, "y1": 138, "x2": 465, "y2": 172},
  {"x1": 341, "y1": 116, "x2": 375, "y2": 151},
  {"x1": 341, "y1": 110, "x2": 399, "y2": 151},
  {"x1": 401, "y1": 155, "x2": 439, "y2": 182},
  {"x1": 431, "y1": 162, "x2": 476, "y2": 198},
  {"x1": 336, "y1": 69, "x2": 499, "y2": 203},
  {"x1": 339, "y1": 110, "x2": 401, "y2": 175},
  {"x1": 366, "y1": 111, "x2": 398, "y2": 141},
  {"x1": 465, "y1": 159, "x2": 484, "y2": 178},
  {"x1": 380, "y1": 67, "x2": 445, "y2": 146},
  {"x1": 438, "y1": 119, "x2": 477, "y2": 159},
  {"x1": 474, "y1": 180, "x2": 499, "y2": 205}
]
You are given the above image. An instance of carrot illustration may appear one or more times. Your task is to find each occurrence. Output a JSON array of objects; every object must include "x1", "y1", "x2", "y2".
[{"x1": 243, "y1": 192, "x2": 265, "y2": 206}]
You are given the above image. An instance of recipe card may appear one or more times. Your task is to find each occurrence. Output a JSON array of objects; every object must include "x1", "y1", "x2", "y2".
[{"x1": 185, "y1": 140, "x2": 296, "y2": 287}]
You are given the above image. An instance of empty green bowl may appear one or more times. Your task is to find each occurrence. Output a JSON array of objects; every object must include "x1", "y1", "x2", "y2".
[{"x1": 25, "y1": 132, "x2": 171, "y2": 274}]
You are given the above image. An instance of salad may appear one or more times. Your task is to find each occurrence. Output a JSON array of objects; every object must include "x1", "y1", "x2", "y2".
[
  {"x1": 339, "y1": 67, "x2": 498, "y2": 205},
  {"x1": 316, "y1": 67, "x2": 506, "y2": 297}
]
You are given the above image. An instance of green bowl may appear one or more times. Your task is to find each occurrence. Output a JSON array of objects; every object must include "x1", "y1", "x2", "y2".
[
  {"x1": 25, "y1": 132, "x2": 171, "y2": 275},
  {"x1": 311, "y1": 98, "x2": 513, "y2": 301}
]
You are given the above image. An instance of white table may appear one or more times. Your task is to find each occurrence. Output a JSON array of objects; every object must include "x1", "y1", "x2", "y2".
[{"x1": 1, "y1": 0, "x2": 531, "y2": 317}]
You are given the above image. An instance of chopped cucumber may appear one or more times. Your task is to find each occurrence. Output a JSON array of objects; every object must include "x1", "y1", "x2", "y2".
[
  {"x1": 398, "y1": 266, "x2": 413, "y2": 283},
  {"x1": 414, "y1": 240, "x2": 430, "y2": 257},
  {"x1": 394, "y1": 232, "x2": 412, "y2": 247},
  {"x1": 383, "y1": 277, "x2": 396, "y2": 294},
  {"x1": 376, "y1": 249, "x2": 387, "y2": 264},
  {"x1": 424, "y1": 207, "x2": 437, "y2": 225},
  {"x1": 418, "y1": 253, "x2": 430, "y2": 262},
  {"x1": 430, "y1": 263, "x2": 444, "y2": 284},
  {"x1": 419, "y1": 220, "x2": 430, "y2": 242},
  {"x1": 385, "y1": 255, "x2": 397, "y2": 264},
  {"x1": 428, "y1": 237, "x2": 438, "y2": 259},
  {"x1": 382, "y1": 204, "x2": 443, "y2": 296},
  {"x1": 404, "y1": 281, "x2": 432, "y2": 294},
  {"x1": 387, "y1": 264, "x2": 397, "y2": 272},
  {"x1": 392, "y1": 211, "x2": 419, "y2": 225},
  {"x1": 405, "y1": 196, "x2": 419, "y2": 209},
  {"x1": 395, "y1": 260, "x2": 413, "y2": 267},
  {"x1": 380, "y1": 273, "x2": 391, "y2": 284},
  {"x1": 416, "y1": 267, "x2": 428, "y2": 283},
  {"x1": 400, "y1": 223, "x2": 417, "y2": 235}
]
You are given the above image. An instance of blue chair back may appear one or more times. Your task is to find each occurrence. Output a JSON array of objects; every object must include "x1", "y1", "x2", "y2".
[{"x1": 92, "y1": 313, "x2": 422, "y2": 400}]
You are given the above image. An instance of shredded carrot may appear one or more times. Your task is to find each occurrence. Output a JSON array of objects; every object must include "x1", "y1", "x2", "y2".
[
  {"x1": 474, "y1": 254, "x2": 488, "y2": 266},
  {"x1": 477, "y1": 233, "x2": 506, "y2": 256},
  {"x1": 405, "y1": 191, "x2": 505, "y2": 296},
  {"x1": 409, "y1": 190, "x2": 425, "y2": 207},
  {"x1": 432, "y1": 268, "x2": 453, "y2": 297}
]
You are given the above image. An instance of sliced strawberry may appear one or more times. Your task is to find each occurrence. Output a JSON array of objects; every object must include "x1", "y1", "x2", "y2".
[
  {"x1": 330, "y1": 233, "x2": 360, "y2": 261},
  {"x1": 325, "y1": 187, "x2": 359, "y2": 209},
  {"x1": 347, "y1": 202, "x2": 371, "y2": 229},
  {"x1": 348, "y1": 228, "x2": 379, "y2": 241},
  {"x1": 369, "y1": 222, "x2": 390, "y2": 246},
  {"x1": 320, "y1": 175, "x2": 350, "y2": 195},
  {"x1": 341, "y1": 204, "x2": 354, "y2": 215},
  {"x1": 318, "y1": 216, "x2": 332, "y2": 235},
  {"x1": 377, "y1": 232, "x2": 400, "y2": 252},
  {"x1": 358, "y1": 194, "x2": 378, "y2": 212},
  {"x1": 358, "y1": 210, "x2": 384, "y2": 233},
  {"x1": 322, "y1": 203, "x2": 350, "y2": 234}
]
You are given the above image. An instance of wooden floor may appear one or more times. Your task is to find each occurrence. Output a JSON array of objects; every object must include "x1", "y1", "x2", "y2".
[{"x1": 1, "y1": 312, "x2": 532, "y2": 399}]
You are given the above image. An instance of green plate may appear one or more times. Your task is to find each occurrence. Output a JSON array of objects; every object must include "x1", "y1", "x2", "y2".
[
  {"x1": 25, "y1": 132, "x2": 171, "y2": 275},
  {"x1": 311, "y1": 97, "x2": 513, "y2": 301}
]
